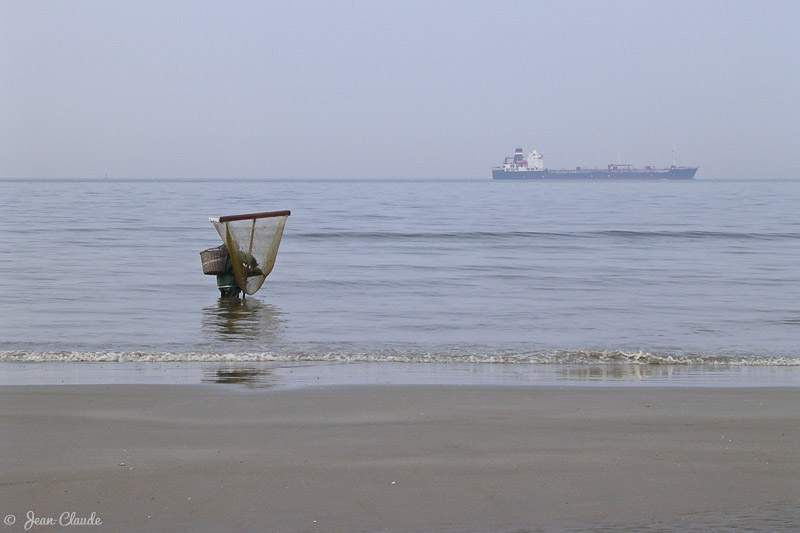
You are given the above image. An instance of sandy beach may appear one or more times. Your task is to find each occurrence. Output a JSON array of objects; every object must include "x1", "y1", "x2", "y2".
[{"x1": 1, "y1": 383, "x2": 798, "y2": 532}]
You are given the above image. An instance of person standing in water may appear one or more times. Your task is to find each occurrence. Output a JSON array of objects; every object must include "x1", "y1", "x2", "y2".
[{"x1": 217, "y1": 247, "x2": 261, "y2": 299}]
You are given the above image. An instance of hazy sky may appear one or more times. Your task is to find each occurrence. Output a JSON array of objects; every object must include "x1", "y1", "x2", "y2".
[{"x1": 2, "y1": 0, "x2": 799, "y2": 179}]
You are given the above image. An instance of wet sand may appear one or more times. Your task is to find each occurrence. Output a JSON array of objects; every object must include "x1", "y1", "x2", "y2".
[{"x1": 1, "y1": 384, "x2": 798, "y2": 532}]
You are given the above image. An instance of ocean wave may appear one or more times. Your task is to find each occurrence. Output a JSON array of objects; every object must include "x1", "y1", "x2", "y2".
[
  {"x1": 2, "y1": 349, "x2": 798, "y2": 366},
  {"x1": 294, "y1": 230, "x2": 800, "y2": 242}
]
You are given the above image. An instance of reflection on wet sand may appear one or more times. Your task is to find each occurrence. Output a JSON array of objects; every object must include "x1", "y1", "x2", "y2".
[
  {"x1": 201, "y1": 298, "x2": 286, "y2": 343},
  {"x1": 203, "y1": 366, "x2": 279, "y2": 388},
  {"x1": 558, "y1": 365, "x2": 686, "y2": 382}
]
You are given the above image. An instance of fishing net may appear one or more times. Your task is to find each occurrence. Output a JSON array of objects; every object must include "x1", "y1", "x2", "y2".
[{"x1": 210, "y1": 210, "x2": 290, "y2": 296}]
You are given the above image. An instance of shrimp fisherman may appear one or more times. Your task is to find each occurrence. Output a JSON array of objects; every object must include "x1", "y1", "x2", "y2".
[
  {"x1": 201, "y1": 210, "x2": 291, "y2": 299},
  {"x1": 217, "y1": 247, "x2": 262, "y2": 299}
]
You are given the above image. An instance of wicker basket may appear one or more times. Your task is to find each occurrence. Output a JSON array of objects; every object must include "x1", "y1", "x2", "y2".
[{"x1": 200, "y1": 245, "x2": 228, "y2": 275}]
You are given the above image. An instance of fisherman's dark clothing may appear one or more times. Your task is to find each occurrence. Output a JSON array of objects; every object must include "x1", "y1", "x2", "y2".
[{"x1": 216, "y1": 250, "x2": 257, "y2": 298}]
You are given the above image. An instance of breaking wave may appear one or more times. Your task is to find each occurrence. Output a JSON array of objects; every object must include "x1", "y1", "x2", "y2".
[{"x1": 2, "y1": 348, "x2": 799, "y2": 365}]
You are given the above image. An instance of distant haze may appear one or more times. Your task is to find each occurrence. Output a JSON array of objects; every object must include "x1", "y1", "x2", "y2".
[{"x1": 2, "y1": 0, "x2": 798, "y2": 180}]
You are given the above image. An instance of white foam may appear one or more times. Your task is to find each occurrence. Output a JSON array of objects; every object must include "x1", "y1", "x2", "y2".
[{"x1": 1, "y1": 349, "x2": 799, "y2": 366}]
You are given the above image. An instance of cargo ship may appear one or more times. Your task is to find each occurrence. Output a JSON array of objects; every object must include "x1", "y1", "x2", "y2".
[{"x1": 492, "y1": 147, "x2": 698, "y2": 180}]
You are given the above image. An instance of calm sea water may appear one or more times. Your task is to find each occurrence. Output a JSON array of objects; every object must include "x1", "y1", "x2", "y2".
[{"x1": 1, "y1": 178, "x2": 799, "y2": 365}]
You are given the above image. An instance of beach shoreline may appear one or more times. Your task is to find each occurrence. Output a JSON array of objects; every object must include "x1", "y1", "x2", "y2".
[
  {"x1": 2, "y1": 382, "x2": 798, "y2": 532},
  {"x1": 2, "y1": 360, "x2": 800, "y2": 389}
]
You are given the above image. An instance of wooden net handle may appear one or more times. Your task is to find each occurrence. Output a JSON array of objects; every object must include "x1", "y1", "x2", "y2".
[{"x1": 218, "y1": 210, "x2": 291, "y2": 223}]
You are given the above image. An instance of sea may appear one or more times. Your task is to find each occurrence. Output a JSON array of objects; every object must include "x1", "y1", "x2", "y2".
[{"x1": 1, "y1": 177, "x2": 799, "y2": 387}]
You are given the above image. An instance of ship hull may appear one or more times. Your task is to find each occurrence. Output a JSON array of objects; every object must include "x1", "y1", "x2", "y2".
[{"x1": 492, "y1": 167, "x2": 697, "y2": 180}]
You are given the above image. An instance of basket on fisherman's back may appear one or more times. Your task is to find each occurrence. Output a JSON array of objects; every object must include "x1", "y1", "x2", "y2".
[{"x1": 200, "y1": 245, "x2": 228, "y2": 275}]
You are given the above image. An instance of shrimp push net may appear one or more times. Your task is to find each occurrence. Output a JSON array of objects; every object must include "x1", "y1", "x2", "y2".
[{"x1": 210, "y1": 210, "x2": 290, "y2": 296}]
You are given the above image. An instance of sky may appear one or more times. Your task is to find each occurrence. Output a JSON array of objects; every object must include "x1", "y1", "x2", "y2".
[{"x1": 1, "y1": 0, "x2": 799, "y2": 180}]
